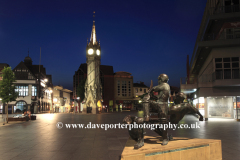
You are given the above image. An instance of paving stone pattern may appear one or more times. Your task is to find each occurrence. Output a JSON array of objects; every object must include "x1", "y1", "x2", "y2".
[{"x1": 0, "y1": 111, "x2": 239, "y2": 160}]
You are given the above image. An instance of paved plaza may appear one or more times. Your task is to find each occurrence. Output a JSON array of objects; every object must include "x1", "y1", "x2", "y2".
[{"x1": 0, "y1": 111, "x2": 239, "y2": 160}]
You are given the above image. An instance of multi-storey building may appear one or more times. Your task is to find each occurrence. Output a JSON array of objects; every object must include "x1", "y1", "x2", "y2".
[
  {"x1": 73, "y1": 63, "x2": 87, "y2": 99},
  {"x1": 53, "y1": 85, "x2": 72, "y2": 113},
  {"x1": 7, "y1": 55, "x2": 53, "y2": 114},
  {"x1": 180, "y1": 0, "x2": 240, "y2": 120},
  {"x1": 134, "y1": 82, "x2": 149, "y2": 97},
  {"x1": 133, "y1": 82, "x2": 149, "y2": 110},
  {"x1": 114, "y1": 72, "x2": 134, "y2": 111}
]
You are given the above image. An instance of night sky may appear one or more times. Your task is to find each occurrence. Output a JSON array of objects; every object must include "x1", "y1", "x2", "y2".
[{"x1": 0, "y1": 0, "x2": 207, "y2": 90}]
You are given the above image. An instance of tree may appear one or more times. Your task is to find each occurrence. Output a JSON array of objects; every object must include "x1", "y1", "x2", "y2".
[
  {"x1": 76, "y1": 78, "x2": 86, "y2": 102},
  {"x1": 0, "y1": 67, "x2": 18, "y2": 123}
]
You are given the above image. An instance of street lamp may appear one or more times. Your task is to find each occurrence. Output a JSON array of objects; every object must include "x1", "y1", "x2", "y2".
[
  {"x1": 38, "y1": 76, "x2": 48, "y2": 113},
  {"x1": 53, "y1": 98, "x2": 58, "y2": 102}
]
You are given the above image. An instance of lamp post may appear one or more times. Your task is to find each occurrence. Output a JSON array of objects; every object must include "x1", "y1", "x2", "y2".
[{"x1": 37, "y1": 74, "x2": 49, "y2": 113}]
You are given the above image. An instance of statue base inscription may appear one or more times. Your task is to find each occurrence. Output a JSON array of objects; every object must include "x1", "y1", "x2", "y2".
[{"x1": 121, "y1": 136, "x2": 222, "y2": 160}]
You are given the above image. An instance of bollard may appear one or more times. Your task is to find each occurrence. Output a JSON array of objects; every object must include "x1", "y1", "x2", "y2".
[{"x1": 3, "y1": 117, "x2": 5, "y2": 125}]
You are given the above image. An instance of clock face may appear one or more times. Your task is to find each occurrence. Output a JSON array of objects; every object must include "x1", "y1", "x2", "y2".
[
  {"x1": 88, "y1": 48, "x2": 93, "y2": 55},
  {"x1": 96, "y1": 49, "x2": 100, "y2": 56}
]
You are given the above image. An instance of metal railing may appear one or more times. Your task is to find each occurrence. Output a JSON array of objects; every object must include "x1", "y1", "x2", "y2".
[
  {"x1": 203, "y1": 32, "x2": 240, "y2": 41},
  {"x1": 208, "y1": 4, "x2": 240, "y2": 15},
  {"x1": 181, "y1": 70, "x2": 240, "y2": 85},
  {"x1": 190, "y1": 4, "x2": 240, "y2": 68}
]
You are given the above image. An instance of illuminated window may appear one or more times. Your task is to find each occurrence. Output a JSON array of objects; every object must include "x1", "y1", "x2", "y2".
[
  {"x1": 15, "y1": 101, "x2": 27, "y2": 113},
  {"x1": 15, "y1": 85, "x2": 28, "y2": 96},
  {"x1": 32, "y1": 86, "x2": 37, "y2": 96}
]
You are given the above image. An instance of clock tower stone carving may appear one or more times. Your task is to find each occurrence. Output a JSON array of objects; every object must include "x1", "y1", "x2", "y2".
[{"x1": 83, "y1": 18, "x2": 102, "y2": 114}]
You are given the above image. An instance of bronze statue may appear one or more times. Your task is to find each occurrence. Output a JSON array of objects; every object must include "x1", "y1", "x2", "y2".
[
  {"x1": 123, "y1": 74, "x2": 203, "y2": 149},
  {"x1": 169, "y1": 92, "x2": 203, "y2": 125}
]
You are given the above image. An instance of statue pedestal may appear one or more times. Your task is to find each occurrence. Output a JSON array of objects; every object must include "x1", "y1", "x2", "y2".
[{"x1": 121, "y1": 136, "x2": 222, "y2": 160}]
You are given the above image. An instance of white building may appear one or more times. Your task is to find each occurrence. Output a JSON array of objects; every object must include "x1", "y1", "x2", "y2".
[
  {"x1": 180, "y1": 0, "x2": 240, "y2": 120},
  {"x1": 8, "y1": 55, "x2": 53, "y2": 114},
  {"x1": 53, "y1": 86, "x2": 72, "y2": 113}
]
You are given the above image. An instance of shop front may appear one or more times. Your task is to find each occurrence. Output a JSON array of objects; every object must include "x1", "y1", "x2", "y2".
[
  {"x1": 193, "y1": 96, "x2": 240, "y2": 119},
  {"x1": 102, "y1": 100, "x2": 113, "y2": 112},
  {"x1": 115, "y1": 100, "x2": 133, "y2": 111}
]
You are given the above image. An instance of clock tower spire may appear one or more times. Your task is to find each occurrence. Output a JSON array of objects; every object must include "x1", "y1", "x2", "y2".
[{"x1": 84, "y1": 11, "x2": 102, "y2": 114}]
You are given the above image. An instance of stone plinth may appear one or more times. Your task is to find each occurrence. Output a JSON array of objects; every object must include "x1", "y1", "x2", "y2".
[{"x1": 121, "y1": 136, "x2": 222, "y2": 160}]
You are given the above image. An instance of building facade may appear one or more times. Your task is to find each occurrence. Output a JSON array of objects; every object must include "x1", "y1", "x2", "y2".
[
  {"x1": 6, "y1": 55, "x2": 53, "y2": 114},
  {"x1": 114, "y1": 72, "x2": 134, "y2": 111},
  {"x1": 180, "y1": 0, "x2": 240, "y2": 120},
  {"x1": 133, "y1": 82, "x2": 148, "y2": 110},
  {"x1": 134, "y1": 82, "x2": 149, "y2": 97},
  {"x1": 53, "y1": 86, "x2": 72, "y2": 113}
]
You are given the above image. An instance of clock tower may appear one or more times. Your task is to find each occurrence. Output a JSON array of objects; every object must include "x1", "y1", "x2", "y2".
[{"x1": 83, "y1": 18, "x2": 102, "y2": 114}]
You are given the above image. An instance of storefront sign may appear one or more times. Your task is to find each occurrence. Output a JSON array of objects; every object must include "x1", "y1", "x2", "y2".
[
  {"x1": 116, "y1": 100, "x2": 133, "y2": 104},
  {"x1": 123, "y1": 101, "x2": 132, "y2": 104}
]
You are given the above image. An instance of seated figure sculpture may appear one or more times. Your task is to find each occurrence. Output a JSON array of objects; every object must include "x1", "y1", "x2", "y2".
[
  {"x1": 123, "y1": 74, "x2": 204, "y2": 149},
  {"x1": 123, "y1": 74, "x2": 170, "y2": 149}
]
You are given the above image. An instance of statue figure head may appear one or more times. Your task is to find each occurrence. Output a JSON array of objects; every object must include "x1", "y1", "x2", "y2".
[
  {"x1": 158, "y1": 74, "x2": 169, "y2": 84},
  {"x1": 174, "y1": 92, "x2": 186, "y2": 104}
]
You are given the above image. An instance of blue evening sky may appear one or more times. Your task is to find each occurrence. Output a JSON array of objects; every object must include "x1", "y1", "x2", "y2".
[{"x1": 0, "y1": 0, "x2": 207, "y2": 90}]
